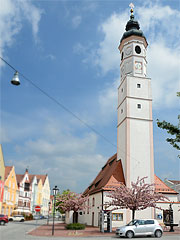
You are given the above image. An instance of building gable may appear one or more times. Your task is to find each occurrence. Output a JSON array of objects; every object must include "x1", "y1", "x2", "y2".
[{"x1": 84, "y1": 154, "x2": 125, "y2": 195}]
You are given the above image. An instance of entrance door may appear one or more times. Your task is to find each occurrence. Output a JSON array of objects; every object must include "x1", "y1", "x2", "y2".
[
  {"x1": 92, "y1": 212, "x2": 94, "y2": 226},
  {"x1": 73, "y1": 212, "x2": 78, "y2": 223}
]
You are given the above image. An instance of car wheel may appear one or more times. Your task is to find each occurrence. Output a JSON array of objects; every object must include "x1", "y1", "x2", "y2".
[
  {"x1": 155, "y1": 230, "x2": 162, "y2": 238},
  {"x1": 20, "y1": 219, "x2": 24, "y2": 222},
  {"x1": 0, "y1": 221, "x2": 5, "y2": 225},
  {"x1": 126, "y1": 230, "x2": 134, "y2": 238}
]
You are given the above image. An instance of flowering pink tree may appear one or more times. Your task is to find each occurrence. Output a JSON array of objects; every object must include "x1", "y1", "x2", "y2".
[
  {"x1": 56, "y1": 191, "x2": 89, "y2": 223},
  {"x1": 106, "y1": 177, "x2": 168, "y2": 220}
]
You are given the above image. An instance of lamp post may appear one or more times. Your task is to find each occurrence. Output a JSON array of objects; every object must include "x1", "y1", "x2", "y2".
[
  {"x1": 47, "y1": 201, "x2": 51, "y2": 225},
  {"x1": 52, "y1": 186, "x2": 59, "y2": 236}
]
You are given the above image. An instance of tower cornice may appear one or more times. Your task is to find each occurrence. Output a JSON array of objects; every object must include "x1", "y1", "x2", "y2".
[{"x1": 119, "y1": 35, "x2": 148, "y2": 52}]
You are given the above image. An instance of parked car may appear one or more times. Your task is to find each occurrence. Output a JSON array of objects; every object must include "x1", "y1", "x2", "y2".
[
  {"x1": 9, "y1": 215, "x2": 25, "y2": 222},
  {"x1": 33, "y1": 215, "x2": 46, "y2": 220},
  {"x1": 115, "y1": 219, "x2": 163, "y2": 238},
  {"x1": 0, "y1": 214, "x2": 9, "y2": 225}
]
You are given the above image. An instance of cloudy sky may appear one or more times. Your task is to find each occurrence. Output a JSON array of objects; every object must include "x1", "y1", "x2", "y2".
[{"x1": 0, "y1": 0, "x2": 179, "y2": 193}]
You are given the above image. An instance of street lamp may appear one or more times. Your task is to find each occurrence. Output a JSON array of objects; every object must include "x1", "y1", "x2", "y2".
[
  {"x1": 52, "y1": 186, "x2": 59, "y2": 236},
  {"x1": 11, "y1": 71, "x2": 20, "y2": 85},
  {"x1": 47, "y1": 201, "x2": 51, "y2": 225}
]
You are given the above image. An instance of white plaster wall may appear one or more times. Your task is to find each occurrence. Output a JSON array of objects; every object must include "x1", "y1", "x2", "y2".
[
  {"x1": 117, "y1": 120, "x2": 126, "y2": 175},
  {"x1": 127, "y1": 76, "x2": 152, "y2": 100},
  {"x1": 41, "y1": 177, "x2": 50, "y2": 215},
  {"x1": 127, "y1": 98, "x2": 151, "y2": 119},
  {"x1": 129, "y1": 119, "x2": 152, "y2": 184},
  {"x1": 79, "y1": 192, "x2": 102, "y2": 226},
  {"x1": 155, "y1": 201, "x2": 180, "y2": 225}
]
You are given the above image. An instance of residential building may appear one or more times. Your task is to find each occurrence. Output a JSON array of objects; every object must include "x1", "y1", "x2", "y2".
[
  {"x1": 2, "y1": 166, "x2": 19, "y2": 216},
  {"x1": 36, "y1": 175, "x2": 50, "y2": 215},
  {"x1": 29, "y1": 175, "x2": 38, "y2": 214},
  {"x1": 0, "y1": 145, "x2": 5, "y2": 214},
  {"x1": 36, "y1": 177, "x2": 43, "y2": 209},
  {"x1": 16, "y1": 169, "x2": 31, "y2": 215}
]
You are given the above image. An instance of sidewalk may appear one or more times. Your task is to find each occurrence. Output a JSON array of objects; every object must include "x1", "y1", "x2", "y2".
[{"x1": 29, "y1": 223, "x2": 180, "y2": 238}]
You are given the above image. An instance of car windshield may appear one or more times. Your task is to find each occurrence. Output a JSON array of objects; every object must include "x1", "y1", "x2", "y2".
[{"x1": 126, "y1": 220, "x2": 137, "y2": 226}]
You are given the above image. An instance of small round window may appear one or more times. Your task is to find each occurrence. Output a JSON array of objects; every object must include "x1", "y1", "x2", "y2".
[{"x1": 135, "y1": 45, "x2": 141, "y2": 54}]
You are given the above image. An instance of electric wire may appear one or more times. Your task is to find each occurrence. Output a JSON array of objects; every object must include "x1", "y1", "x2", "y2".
[
  {"x1": 0, "y1": 56, "x2": 117, "y2": 150},
  {"x1": 0, "y1": 56, "x2": 142, "y2": 164}
]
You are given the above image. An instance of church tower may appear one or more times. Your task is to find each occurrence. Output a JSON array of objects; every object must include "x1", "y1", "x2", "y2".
[{"x1": 117, "y1": 6, "x2": 154, "y2": 190}]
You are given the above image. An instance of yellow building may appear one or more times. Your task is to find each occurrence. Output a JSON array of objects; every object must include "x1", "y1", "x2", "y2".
[
  {"x1": 0, "y1": 145, "x2": 5, "y2": 214},
  {"x1": 37, "y1": 178, "x2": 43, "y2": 207},
  {"x1": 2, "y1": 166, "x2": 19, "y2": 216}
]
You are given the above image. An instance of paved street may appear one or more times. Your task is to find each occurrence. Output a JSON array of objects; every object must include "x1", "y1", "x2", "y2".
[{"x1": 0, "y1": 220, "x2": 179, "y2": 240}]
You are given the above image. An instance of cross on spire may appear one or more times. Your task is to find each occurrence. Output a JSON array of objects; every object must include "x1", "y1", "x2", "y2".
[{"x1": 129, "y1": 3, "x2": 134, "y2": 15}]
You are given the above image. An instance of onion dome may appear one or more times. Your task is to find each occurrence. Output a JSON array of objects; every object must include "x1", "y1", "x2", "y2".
[{"x1": 120, "y1": 10, "x2": 146, "y2": 43}]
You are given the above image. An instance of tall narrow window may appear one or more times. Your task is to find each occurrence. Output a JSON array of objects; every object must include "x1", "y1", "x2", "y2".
[
  {"x1": 87, "y1": 199, "x2": 89, "y2": 214},
  {"x1": 92, "y1": 197, "x2": 95, "y2": 207},
  {"x1": 137, "y1": 83, "x2": 141, "y2": 88}
]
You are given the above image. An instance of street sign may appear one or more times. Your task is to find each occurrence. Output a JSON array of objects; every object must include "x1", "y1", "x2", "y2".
[{"x1": 35, "y1": 205, "x2": 41, "y2": 212}]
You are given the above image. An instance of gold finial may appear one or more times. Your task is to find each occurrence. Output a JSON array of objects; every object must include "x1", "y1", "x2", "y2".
[{"x1": 129, "y1": 3, "x2": 134, "y2": 15}]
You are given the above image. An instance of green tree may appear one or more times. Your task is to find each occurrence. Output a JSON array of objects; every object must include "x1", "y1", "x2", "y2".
[{"x1": 157, "y1": 92, "x2": 180, "y2": 157}]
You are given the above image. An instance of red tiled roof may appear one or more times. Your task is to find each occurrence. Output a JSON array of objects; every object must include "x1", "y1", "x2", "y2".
[
  {"x1": 83, "y1": 153, "x2": 177, "y2": 196},
  {"x1": 83, "y1": 154, "x2": 125, "y2": 195},
  {"x1": 155, "y1": 175, "x2": 177, "y2": 194},
  {"x1": 29, "y1": 174, "x2": 36, "y2": 185},
  {"x1": 16, "y1": 174, "x2": 24, "y2": 184},
  {"x1": 4, "y1": 166, "x2": 13, "y2": 181},
  {"x1": 36, "y1": 175, "x2": 47, "y2": 185}
]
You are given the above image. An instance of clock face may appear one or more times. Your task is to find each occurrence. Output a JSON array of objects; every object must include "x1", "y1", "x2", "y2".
[
  {"x1": 125, "y1": 46, "x2": 132, "y2": 56},
  {"x1": 135, "y1": 61, "x2": 142, "y2": 74}
]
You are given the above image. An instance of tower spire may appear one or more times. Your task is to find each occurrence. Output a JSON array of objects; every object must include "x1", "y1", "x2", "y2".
[{"x1": 129, "y1": 3, "x2": 134, "y2": 16}]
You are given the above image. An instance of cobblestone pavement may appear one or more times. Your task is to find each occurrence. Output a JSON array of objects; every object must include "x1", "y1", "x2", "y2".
[{"x1": 0, "y1": 220, "x2": 179, "y2": 240}]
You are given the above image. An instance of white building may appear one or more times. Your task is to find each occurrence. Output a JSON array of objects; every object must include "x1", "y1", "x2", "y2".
[
  {"x1": 29, "y1": 175, "x2": 38, "y2": 214},
  {"x1": 78, "y1": 8, "x2": 180, "y2": 228},
  {"x1": 16, "y1": 169, "x2": 32, "y2": 215}
]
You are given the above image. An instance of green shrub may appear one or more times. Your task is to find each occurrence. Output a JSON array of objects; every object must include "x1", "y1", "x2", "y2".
[{"x1": 66, "y1": 223, "x2": 86, "y2": 230}]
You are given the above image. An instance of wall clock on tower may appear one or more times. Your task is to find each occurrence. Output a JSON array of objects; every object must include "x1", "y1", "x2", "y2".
[{"x1": 135, "y1": 61, "x2": 142, "y2": 74}]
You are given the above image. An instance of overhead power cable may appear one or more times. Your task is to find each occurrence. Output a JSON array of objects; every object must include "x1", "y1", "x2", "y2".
[
  {"x1": 0, "y1": 56, "x2": 117, "y2": 149},
  {"x1": 0, "y1": 56, "x2": 142, "y2": 165}
]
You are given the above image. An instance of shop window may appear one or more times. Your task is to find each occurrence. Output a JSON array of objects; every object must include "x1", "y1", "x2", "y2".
[{"x1": 112, "y1": 213, "x2": 123, "y2": 221}]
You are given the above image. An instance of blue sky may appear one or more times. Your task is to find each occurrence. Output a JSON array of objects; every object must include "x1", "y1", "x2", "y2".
[{"x1": 0, "y1": 0, "x2": 179, "y2": 193}]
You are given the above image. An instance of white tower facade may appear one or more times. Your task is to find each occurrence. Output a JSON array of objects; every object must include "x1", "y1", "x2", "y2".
[{"x1": 117, "y1": 12, "x2": 154, "y2": 190}]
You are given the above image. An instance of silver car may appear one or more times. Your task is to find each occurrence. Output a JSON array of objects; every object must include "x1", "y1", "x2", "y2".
[{"x1": 116, "y1": 219, "x2": 163, "y2": 238}]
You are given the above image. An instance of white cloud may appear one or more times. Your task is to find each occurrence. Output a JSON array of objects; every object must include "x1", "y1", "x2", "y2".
[
  {"x1": 98, "y1": 77, "x2": 119, "y2": 121},
  {"x1": 72, "y1": 15, "x2": 82, "y2": 29},
  {"x1": 2, "y1": 110, "x2": 106, "y2": 192},
  {"x1": 0, "y1": 0, "x2": 43, "y2": 60},
  {"x1": 81, "y1": 3, "x2": 180, "y2": 111},
  {"x1": 94, "y1": 12, "x2": 128, "y2": 75}
]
